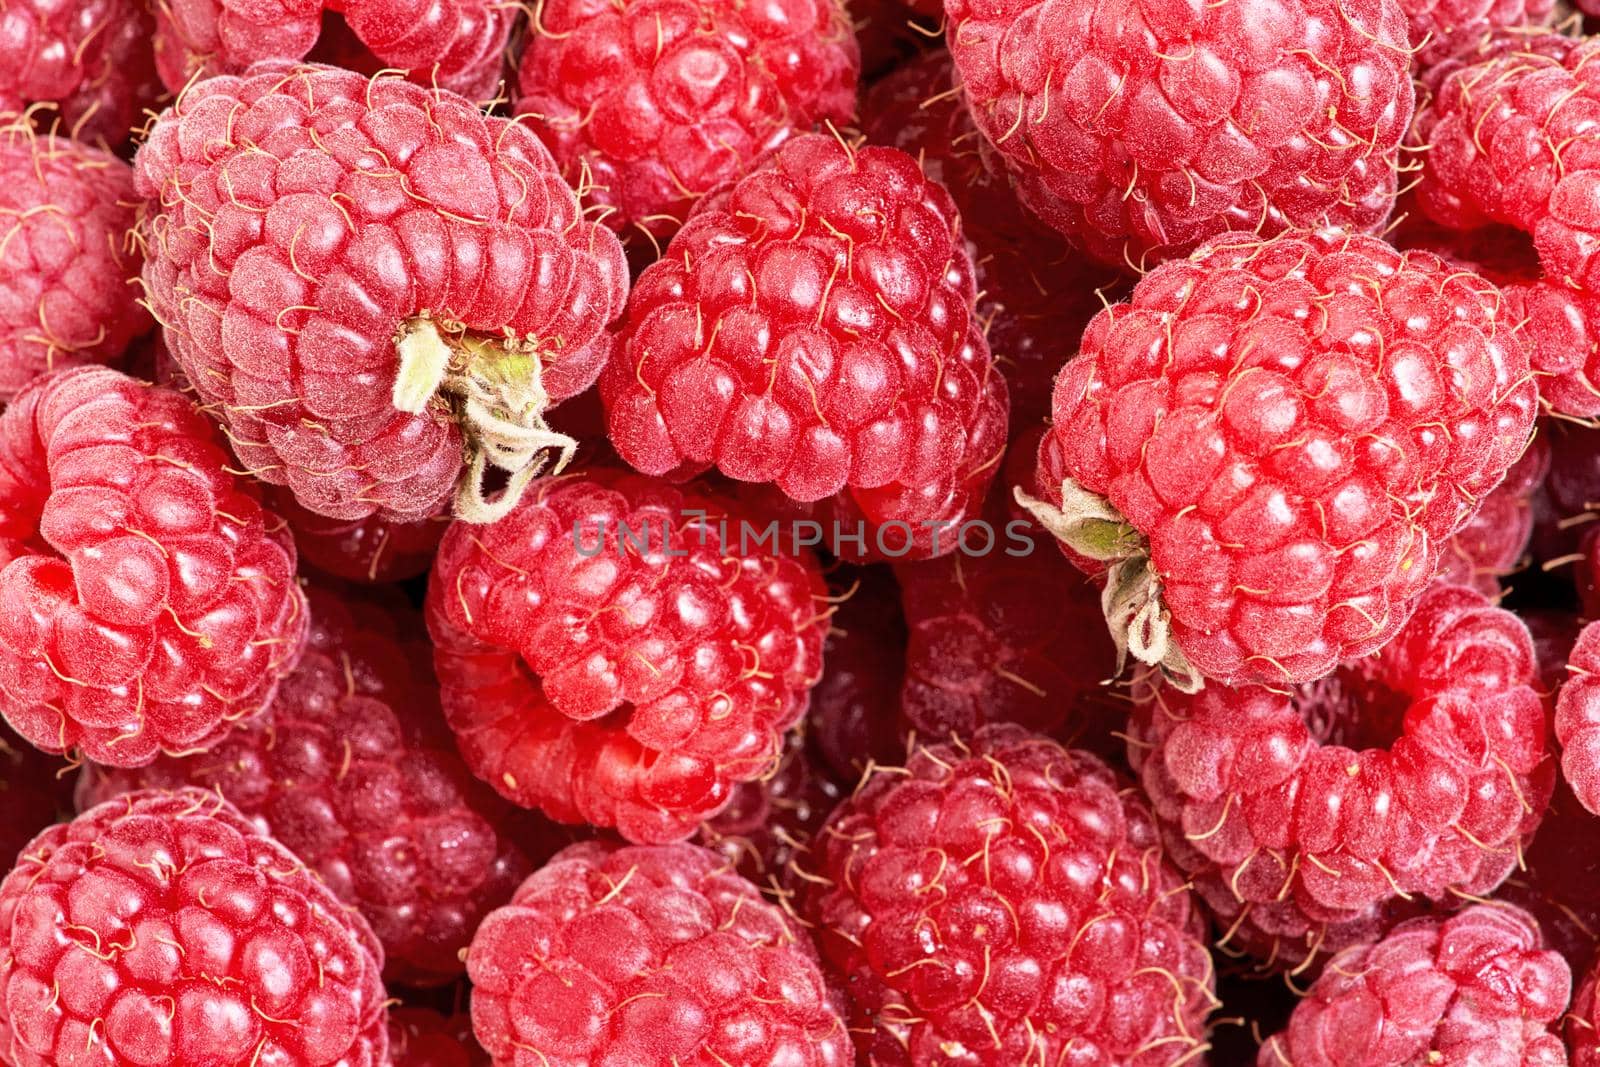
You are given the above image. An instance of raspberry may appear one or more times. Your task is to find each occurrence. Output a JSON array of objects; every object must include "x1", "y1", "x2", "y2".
[
  {"x1": 1553, "y1": 621, "x2": 1600, "y2": 818},
  {"x1": 0, "y1": 721, "x2": 67, "y2": 869},
  {"x1": 0, "y1": 0, "x2": 160, "y2": 147},
  {"x1": 267, "y1": 485, "x2": 445, "y2": 583},
  {"x1": 0, "y1": 788, "x2": 389, "y2": 1067},
  {"x1": 860, "y1": 50, "x2": 1124, "y2": 426},
  {"x1": 803, "y1": 724, "x2": 1216, "y2": 1066},
  {"x1": 390, "y1": 1006, "x2": 487, "y2": 1067},
  {"x1": 946, "y1": 0, "x2": 1414, "y2": 269},
  {"x1": 1256, "y1": 905, "x2": 1570, "y2": 1066},
  {"x1": 466, "y1": 840, "x2": 850, "y2": 1067},
  {"x1": 1437, "y1": 434, "x2": 1548, "y2": 595},
  {"x1": 0, "y1": 367, "x2": 307, "y2": 767},
  {"x1": 601, "y1": 133, "x2": 1010, "y2": 557},
  {"x1": 513, "y1": 0, "x2": 859, "y2": 246},
  {"x1": 1497, "y1": 776, "x2": 1600, "y2": 972},
  {"x1": 0, "y1": 130, "x2": 149, "y2": 402},
  {"x1": 134, "y1": 62, "x2": 628, "y2": 525},
  {"x1": 1402, "y1": 0, "x2": 1555, "y2": 67},
  {"x1": 696, "y1": 731, "x2": 842, "y2": 883},
  {"x1": 1025, "y1": 230, "x2": 1538, "y2": 689},
  {"x1": 1571, "y1": 953, "x2": 1600, "y2": 1065},
  {"x1": 426, "y1": 469, "x2": 829, "y2": 843},
  {"x1": 1130, "y1": 582, "x2": 1553, "y2": 973},
  {"x1": 806, "y1": 563, "x2": 906, "y2": 784},
  {"x1": 74, "y1": 584, "x2": 546, "y2": 986}
]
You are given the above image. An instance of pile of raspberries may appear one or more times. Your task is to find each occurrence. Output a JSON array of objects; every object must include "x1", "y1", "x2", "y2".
[{"x1": 22, "y1": 0, "x2": 1600, "y2": 1063}]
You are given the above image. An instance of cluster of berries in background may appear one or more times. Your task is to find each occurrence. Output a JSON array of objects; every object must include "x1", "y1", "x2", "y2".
[{"x1": 20, "y1": 0, "x2": 1600, "y2": 1063}]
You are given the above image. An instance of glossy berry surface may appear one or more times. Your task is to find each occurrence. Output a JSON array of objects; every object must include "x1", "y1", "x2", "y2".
[
  {"x1": 426, "y1": 469, "x2": 829, "y2": 843},
  {"x1": 0, "y1": 0, "x2": 160, "y2": 146},
  {"x1": 135, "y1": 62, "x2": 628, "y2": 524},
  {"x1": 947, "y1": 0, "x2": 1414, "y2": 268},
  {"x1": 467, "y1": 840, "x2": 850, "y2": 1067},
  {"x1": 1033, "y1": 230, "x2": 1537, "y2": 688},
  {"x1": 602, "y1": 133, "x2": 1009, "y2": 557},
  {"x1": 804, "y1": 724, "x2": 1216, "y2": 1066},
  {"x1": 514, "y1": 0, "x2": 859, "y2": 243},
  {"x1": 74, "y1": 584, "x2": 546, "y2": 986},
  {"x1": 1130, "y1": 582, "x2": 1553, "y2": 973},
  {"x1": 0, "y1": 367, "x2": 307, "y2": 767},
  {"x1": 0, "y1": 788, "x2": 389, "y2": 1067}
]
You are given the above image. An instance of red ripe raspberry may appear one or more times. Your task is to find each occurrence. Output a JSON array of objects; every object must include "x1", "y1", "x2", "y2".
[
  {"x1": 602, "y1": 133, "x2": 1009, "y2": 556},
  {"x1": 135, "y1": 63, "x2": 628, "y2": 525},
  {"x1": 696, "y1": 731, "x2": 842, "y2": 883},
  {"x1": 1571, "y1": 953, "x2": 1600, "y2": 1066},
  {"x1": 1401, "y1": 0, "x2": 1555, "y2": 67},
  {"x1": 426, "y1": 469, "x2": 829, "y2": 843},
  {"x1": 1554, "y1": 621, "x2": 1600, "y2": 817},
  {"x1": 0, "y1": 721, "x2": 67, "y2": 869},
  {"x1": 390, "y1": 1006, "x2": 487, "y2": 1067},
  {"x1": 807, "y1": 563, "x2": 906, "y2": 784},
  {"x1": 74, "y1": 584, "x2": 546, "y2": 987},
  {"x1": 1257, "y1": 905, "x2": 1570, "y2": 1066},
  {"x1": 267, "y1": 485, "x2": 444, "y2": 583},
  {"x1": 467, "y1": 841, "x2": 850, "y2": 1067},
  {"x1": 0, "y1": 131, "x2": 149, "y2": 402},
  {"x1": 0, "y1": 0, "x2": 160, "y2": 147},
  {"x1": 514, "y1": 0, "x2": 859, "y2": 246},
  {"x1": 946, "y1": 0, "x2": 1414, "y2": 269},
  {"x1": 803, "y1": 724, "x2": 1216, "y2": 1066},
  {"x1": 0, "y1": 788, "x2": 389, "y2": 1067},
  {"x1": 861, "y1": 51, "x2": 1124, "y2": 426},
  {"x1": 1437, "y1": 434, "x2": 1548, "y2": 594},
  {"x1": 1027, "y1": 231, "x2": 1538, "y2": 689},
  {"x1": 1130, "y1": 582, "x2": 1553, "y2": 973},
  {"x1": 0, "y1": 368, "x2": 307, "y2": 767}
]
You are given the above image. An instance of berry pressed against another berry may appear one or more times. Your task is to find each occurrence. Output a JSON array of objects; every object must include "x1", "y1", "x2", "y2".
[
  {"x1": 1256, "y1": 905, "x2": 1570, "y2": 1066},
  {"x1": 0, "y1": 367, "x2": 307, "y2": 767},
  {"x1": 1130, "y1": 582, "x2": 1553, "y2": 973},
  {"x1": 695, "y1": 730, "x2": 842, "y2": 884},
  {"x1": 803, "y1": 724, "x2": 1216, "y2": 1066},
  {"x1": 0, "y1": 0, "x2": 160, "y2": 147},
  {"x1": 467, "y1": 841, "x2": 850, "y2": 1067},
  {"x1": 1554, "y1": 621, "x2": 1600, "y2": 817},
  {"x1": 0, "y1": 788, "x2": 390, "y2": 1067},
  {"x1": 602, "y1": 133, "x2": 1009, "y2": 560},
  {"x1": 1026, "y1": 230, "x2": 1538, "y2": 689},
  {"x1": 946, "y1": 0, "x2": 1414, "y2": 269},
  {"x1": 74, "y1": 584, "x2": 551, "y2": 987},
  {"x1": 514, "y1": 0, "x2": 860, "y2": 246},
  {"x1": 426, "y1": 469, "x2": 830, "y2": 843},
  {"x1": 135, "y1": 62, "x2": 628, "y2": 525},
  {"x1": 1400, "y1": 0, "x2": 1555, "y2": 67},
  {"x1": 1437, "y1": 433, "x2": 1548, "y2": 595}
]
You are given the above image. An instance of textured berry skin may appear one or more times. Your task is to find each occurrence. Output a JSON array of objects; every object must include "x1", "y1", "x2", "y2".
[
  {"x1": 803, "y1": 724, "x2": 1216, "y2": 1066},
  {"x1": 947, "y1": 0, "x2": 1414, "y2": 269},
  {"x1": 696, "y1": 731, "x2": 841, "y2": 883},
  {"x1": 1554, "y1": 621, "x2": 1600, "y2": 818},
  {"x1": 0, "y1": 0, "x2": 160, "y2": 147},
  {"x1": 390, "y1": 1006, "x2": 488, "y2": 1067},
  {"x1": 267, "y1": 485, "x2": 445, "y2": 582},
  {"x1": 467, "y1": 841, "x2": 850, "y2": 1067},
  {"x1": 0, "y1": 368, "x2": 307, "y2": 767},
  {"x1": 861, "y1": 51, "x2": 1121, "y2": 426},
  {"x1": 1502, "y1": 279, "x2": 1600, "y2": 419},
  {"x1": 0, "y1": 132, "x2": 148, "y2": 402},
  {"x1": 1401, "y1": 0, "x2": 1554, "y2": 66},
  {"x1": 1438, "y1": 433, "x2": 1547, "y2": 594},
  {"x1": 602, "y1": 133, "x2": 1009, "y2": 555},
  {"x1": 0, "y1": 788, "x2": 389, "y2": 1067},
  {"x1": 1033, "y1": 230, "x2": 1538, "y2": 688},
  {"x1": 1257, "y1": 905, "x2": 1570, "y2": 1066},
  {"x1": 73, "y1": 585, "x2": 544, "y2": 986},
  {"x1": 513, "y1": 0, "x2": 859, "y2": 244},
  {"x1": 1130, "y1": 582, "x2": 1553, "y2": 973},
  {"x1": 0, "y1": 721, "x2": 66, "y2": 869},
  {"x1": 806, "y1": 563, "x2": 906, "y2": 785},
  {"x1": 135, "y1": 62, "x2": 628, "y2": 524},
  {"x1": 1571, "y1": 953, "x2": 1600, "y2": 1066},
  {"x1": 426, "y1": 469, "x2": 829, "y2": 844}
]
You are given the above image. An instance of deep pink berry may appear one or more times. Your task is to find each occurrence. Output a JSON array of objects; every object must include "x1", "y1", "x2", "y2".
[
  {"x1": 0, "y1": 367, "x2": 307, "y2": 767},
  {"x1": 803, "y1": 724, "x2": 1216, "y2": 1066},
  {"x1": 426, "y1": 468, "x2": 829, "y2": 843},
  {"x1": 1257, "y1": 905, "x2": 1570, "y2": 1066},
  {"x1": 1554, "y1": 621, "x2": 1600, "y2": 818},
  {"x1": 806, "y1": 563, "x2": 906, "y2": 785},
  {"x1": 467, "y1": 840, "x2": 850, "y2": 1067},
  {"x1": 696, "y1": 730, "x2": 842, "y2": 883},
  {"x1": 0, "y1": 0, "x2": 160, "y2": 147},
  {"x1": 267, "y1": 485, "x2": 445, "y2": 583},
  {"x1": 1401, "y1": 0, "x2": 1555, "y2": 66},
  {"x1": 0, "y1": 788, "x2": 389, "y2": 1067},
  {"x1": 135, "y1": 62, "x2": 628, "y2": 525},
  {"x1": 389, "y1": 1006, "x2": 488, "y2": 1067},
  {"x1": 947, "y1": 0, "x2": 1414, "y2": 268},
  {"x1": 1130, "y1": 582, "x2": 1553, "y2": 973},
  {"x1": 1437, "y1": 434, "x2": 1548, "y2": 595},
  {"x1": 513, "y1": 0, "x2": 859, "y2": 245},
  {"x1": 1028, "y1": 230, "x2": 1537, "y2": 689}
]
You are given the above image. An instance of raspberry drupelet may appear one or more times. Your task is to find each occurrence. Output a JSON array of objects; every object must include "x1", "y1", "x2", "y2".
[
  {"x1": 0, "y1": 367, "x2": 307, "y2": 768},
  {"x1": 946, "y1": 0, "x2": 1415, "y2": 269},
  {"x1": 0, "y1": 0, "x2": 160, "y2": 147},
  {"x1": 73, "y1": 584, "x2": 549, "y2": 987},
  {"x1": 134, "y1": 62, "x2": 628, "y2": 525},
  {"x1": 513, "y1": 0, "x2": 860, "y2": 247},
  {"x1": 1026, "y1": 230, "x2": 1538, "y2": 689},
  {"x1": 1401, "y1": 0, "x2": 1555, "y2": 66},
  {"x1": 0, "y1": 129, "x2": 149, "y2": 402},
  {"x1": 1437, "y1": 432, "x2": 1548, "y2": 595},
  {"x1": 426, "y1": 468, "x2": 830, "y2": 844},
  {"x1": 1256, "y1": 905, "x2": 1570, "y2": 1066},
  {"x1": 0, "y1": 788, "x2": 390, "y2": 1067},
  {"x1": 466, "y1": 841, "x2": 851, "y2": 1067},
  {"x1": 1554, "y1": 621, "x2": 1600, "y2": 817},
  {"x1": 802, "y1": 723, "x2": 1217, "y2": 1066},
  {"x1": 602, "y1": 133, "x2": 1010, "y2": 559},
  {"x1": 1130, "y1": 582, "x2": 1553, "y2": 974}
]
